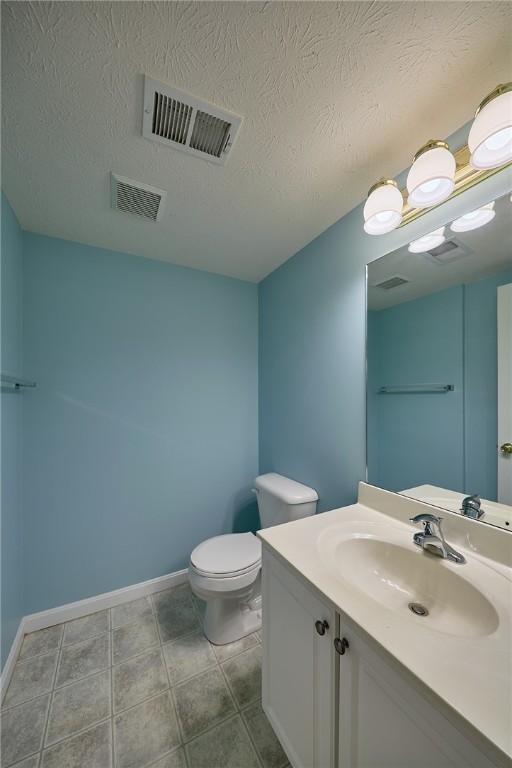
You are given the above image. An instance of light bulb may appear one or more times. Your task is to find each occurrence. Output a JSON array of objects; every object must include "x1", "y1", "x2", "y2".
[
  {"x1": 450, "y1": 202, "x2": 495, "y2": 232},
  {"x1": 363, "y1": 179, "x2": 403, "y2": 235},
  {"x1": 469, "y1": 84, "x2": 512, "y2": 169},
  {"x1": 408, "y1": 227, "x2": 446, "y2": 253},
  {"x1": 407, "y1": 141, "x2": 456, "y2": 208}
]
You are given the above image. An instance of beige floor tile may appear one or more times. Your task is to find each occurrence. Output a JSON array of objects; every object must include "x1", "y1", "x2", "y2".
[
  {"x1": 114, "y1": 692, "x2": 180, "y2": 768},
  {"x1": 45, "y1": 670, "x2": 111, "y2": 746},
  {"x1": 3, "y1": 653, "x2": 58, "y2": 708},
  {"x1": 56, "y1": 633, "x2": 110, "y2": 688},
  {"x1": 19, "y1": 626, "x2": 63, "y2": 661},
  {"x1": 173, "y1": 667, "x2": 235, "y2": 741},
  {"x1": 113, "y1": 648, "x2": 168, "y2": 713},
  {"x1": 222, "y1": 646, "x2": 262, "y2": 708},
  {"x1": 0, "y1": 694, "x2": 49, "y2": 766},
  {"x1": 63, "y1": 611, "x2": 109, "y2": 646},
  {"x1": 162, "y1": 630, "x2": 216, "y2": 685},
  {"x1": 185, "y1": 714, "x2": 260, "y2": 768},
  {"x1": 41, "y1": 720, "x2": 112, "y2": 768}
]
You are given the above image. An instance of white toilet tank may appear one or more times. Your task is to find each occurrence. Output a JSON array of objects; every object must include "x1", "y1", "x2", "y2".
[{"x1": 254, "y1": 473, "x2": 318, "y2": 529}]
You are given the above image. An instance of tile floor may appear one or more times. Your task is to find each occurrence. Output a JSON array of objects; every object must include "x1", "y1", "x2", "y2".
[{"x1": 1, "y1": 584, "x2": 289, "y2": 768}]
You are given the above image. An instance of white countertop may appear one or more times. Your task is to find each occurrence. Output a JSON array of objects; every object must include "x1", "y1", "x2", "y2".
[{"x1": 258, "y1": 484, "x2": 512, "y2": 764}]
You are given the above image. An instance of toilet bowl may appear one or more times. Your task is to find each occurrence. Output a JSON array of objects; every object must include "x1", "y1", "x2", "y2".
[
  {"x1": 189, "y1": 532, "x2": 262, "y2": 645},
  {"x1": 189, "y1": 473, "x2": 318, "y2": 645}
]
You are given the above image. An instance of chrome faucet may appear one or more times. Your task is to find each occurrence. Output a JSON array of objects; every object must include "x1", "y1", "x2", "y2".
[
  {"x1": 460, "y1": 494, "x2": 485, "y2": 520},
  {"x1": 409, "y1": 513, "x2": 466, "y2": 564}
]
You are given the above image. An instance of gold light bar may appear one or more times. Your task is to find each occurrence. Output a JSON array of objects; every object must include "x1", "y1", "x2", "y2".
[{"x1": 399, "y1": 144, "x2": 511, "y2": 228}]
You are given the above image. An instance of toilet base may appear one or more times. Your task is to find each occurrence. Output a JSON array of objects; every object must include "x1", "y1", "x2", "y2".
[{"x1": 203, "y1": 593, "x2": 262, "y2": 645}]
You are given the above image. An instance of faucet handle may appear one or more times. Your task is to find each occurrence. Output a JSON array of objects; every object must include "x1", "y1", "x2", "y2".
[{"x1": 409, "y1": 512, "x2": 442, "y2": 526}]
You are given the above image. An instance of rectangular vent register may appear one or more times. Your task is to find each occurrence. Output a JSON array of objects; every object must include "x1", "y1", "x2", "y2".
[{"x1": 143, "y1": 76, "x2": 242, "y2": 165}]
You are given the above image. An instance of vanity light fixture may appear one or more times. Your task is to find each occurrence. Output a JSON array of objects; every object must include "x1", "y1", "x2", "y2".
[
  {"x1": 408, "y1": 227, "x2": 446, "y2": 254},
  {"x1": 363, "y1": 179, "x2": 403, "y2": 235},
  {"x1": 362, "y1": 83, "x2": 511, "y2": 236},
  {"x1": 468, "y1": 83, "x2": 512, "y2": 170},
  {"x1": 450, "y1": 201, "x2": 495, "y2": 233},
  {"x1": 406, "y1": 141, "x2": 456, "y2": 208}
]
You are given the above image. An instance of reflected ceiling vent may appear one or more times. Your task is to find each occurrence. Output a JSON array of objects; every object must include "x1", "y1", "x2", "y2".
[
  {"x1": 374, "y1": 275, "x2": 410, "y2": 290},
  {"x1": 142, "y1": 76, "x2": 242, "y2": 165},
  {"x1": 110, "y1": 173, "x2": 167, "y2": 222},
  {"x1": 424, "y1": 239, "x2": 472, "y2": 265}
]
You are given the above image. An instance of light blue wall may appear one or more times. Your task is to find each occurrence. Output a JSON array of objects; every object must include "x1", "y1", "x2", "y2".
[
  {"x1": 367, "y1": 286, "x2": 464, "y2": 493},
  {"x1": 23, "y1": 234, "x2": 258, "y2": 614},
  {"x1": 465, "y1": 269, "x2": 512, "y2": 499},
  {"x1": 259, "y1": 122, "x2": 512, "y2": 513},
  {"x1": 1, "y1": 193, "x2": 24, "y2": 667}
]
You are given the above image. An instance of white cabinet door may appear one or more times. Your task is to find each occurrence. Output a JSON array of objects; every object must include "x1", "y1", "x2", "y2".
[
  {"x1": 338, "y1": 622, "x2": 498, "y2": 768},
  {"x1": 262, "y1": 548, "x2": 336, "y2": 768}
]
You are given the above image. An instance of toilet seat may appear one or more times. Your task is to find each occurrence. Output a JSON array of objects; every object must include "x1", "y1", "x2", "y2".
[{"x1": 190, "y1": 532, "x2": 261, "y2": 578}]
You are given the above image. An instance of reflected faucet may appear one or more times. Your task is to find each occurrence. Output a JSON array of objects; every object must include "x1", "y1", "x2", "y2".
[
  {"x1": 460, "y1": 494, "x2": 485, "y2": 520},
  {"x1": 409, "y1": 513, "x2": 466, "y2": 564}
]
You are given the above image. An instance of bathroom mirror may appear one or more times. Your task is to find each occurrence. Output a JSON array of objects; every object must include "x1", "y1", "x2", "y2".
[{"x1": 366, "y1": 191, "x2": 512, "y2": 532}]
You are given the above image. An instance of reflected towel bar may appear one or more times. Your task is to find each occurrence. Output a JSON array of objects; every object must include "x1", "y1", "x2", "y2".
[
  {"x1": 378, "y1": 384, "x2": 454, "y2": 394},
  {"x1": 1, "y1": 374, "x2": 36, "y2": 392}
]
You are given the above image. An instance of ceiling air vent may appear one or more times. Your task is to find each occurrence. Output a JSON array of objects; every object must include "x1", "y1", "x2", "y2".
[
  {"x1": 142, "y1": 76, "x2": 242, "y2": 165},
  {"x1": 424, "y1": 239, "x2": 471, "y2": 265},
  {"x1": 374, "y1": 275, "x2": 410, "y2": 290},
  {"x1": 111, "y1": 173, "x2": 167, "y2": 222}
]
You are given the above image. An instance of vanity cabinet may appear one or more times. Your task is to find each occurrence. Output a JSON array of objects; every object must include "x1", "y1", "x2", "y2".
[
  {"x1": 262, "y1": 549, "x2": 336, "y2": 768},
  {"x1": 337, "y1": 621, "x2": 497, "y2": 768},
  {"x1": 262, "y1": 548, "x2": 502, "y2": 768}
]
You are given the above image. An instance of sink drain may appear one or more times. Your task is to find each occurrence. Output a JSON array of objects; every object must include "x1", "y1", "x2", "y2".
[{"x1": 408, "y1": 602, "x2": 429, "y2": 617}]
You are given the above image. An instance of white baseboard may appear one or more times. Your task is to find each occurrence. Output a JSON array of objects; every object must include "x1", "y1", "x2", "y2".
[
  {"x1": 1, "y1": 567, "x2": 188, "y2": 700},
  {"x1": 24, "y1": 568, "x2": 189, "y2": 633},
  {"x1": 1, "y1": 619, "x2": 26, "y2": 704}
]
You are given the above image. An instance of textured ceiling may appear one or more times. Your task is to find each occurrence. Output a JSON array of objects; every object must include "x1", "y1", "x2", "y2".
[{"x1": 2, "y1": 2, "x2": 511, "y2": 282}]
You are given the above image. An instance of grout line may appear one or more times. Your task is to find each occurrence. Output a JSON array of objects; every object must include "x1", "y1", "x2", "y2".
[
  {"x1": 109, "y1": 688, "x2": 171, "y2": 720},
  {"x1": 182, "y1": 710, "x2": 245, "y2": 748},
  {"x1": 111, "y1": 715, "x2": 115, "y2": 768},
  {"x1": 215, "y1": 657, "x2": 239, "y2": 712},
  {"x1": 144, "y1": 744, "x2": 187, "y2": 768},
  {"x1": 211, "y1": 636, "x2": 260, "y2": 665},
  {"x1": 109, "y1": 610, "x2": 115, "y2": 768},
  {"x1": 50, "y1": 662, "x2": 111, "y2": 695},
  {"x1": 158, "y1": 610, "x2": 187, "y2": 749},
  {"x1": 168, "y1": 675, "x2": 186, "y2": 748},
  {"x1": 239, "y1": 706, "x2": 265, "y2": 768},
  {"x1": 61, "y1": 629, "x2": 110, "y2": 651},
  {"x1": 15, "y1": 628, "x2": 64, "y2": 665},
  {"x1": 112, "y1": 642, "x2": 162, "y2": 668},
  {"x1": 40, "y1": 649, "x2": 60, "y2": 753},
  {"x1": 60, "y1": 628, "x2": 109, "y2": 651},
  {"x1": 165, "y1": 659, "x2": 219, "y2": 688},
  {"x1": 7, "y1": 748, "x2": 42, "y2": 768},
  {"x1": 110, "y1": 605, "x2": 156, "y2": 633}
]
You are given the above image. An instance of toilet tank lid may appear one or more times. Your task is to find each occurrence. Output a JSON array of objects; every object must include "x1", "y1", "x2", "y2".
[{"x1": 254, "y1": 473, "x2": 318, "y2": 504}]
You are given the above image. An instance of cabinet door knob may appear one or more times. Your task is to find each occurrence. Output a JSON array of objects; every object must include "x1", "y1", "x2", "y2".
[
  {"x1": 334, "y1": 637, "x2": 349, "y2": 655},
  {"x1": 315, "y1": 619, "x2": 329, "y2": 636},
  {"x1": 500, "y1": 442, "x2": 512, "y2": 455}
]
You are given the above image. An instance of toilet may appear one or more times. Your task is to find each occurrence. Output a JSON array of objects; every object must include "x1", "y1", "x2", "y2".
[{"x1": 189, "y1": 473, "x2": 318, "y2": 645}]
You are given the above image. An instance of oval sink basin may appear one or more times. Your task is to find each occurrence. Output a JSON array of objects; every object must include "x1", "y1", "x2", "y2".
[{"x1": 321, "y1": 530, "x2": 499, "y2": 638}]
